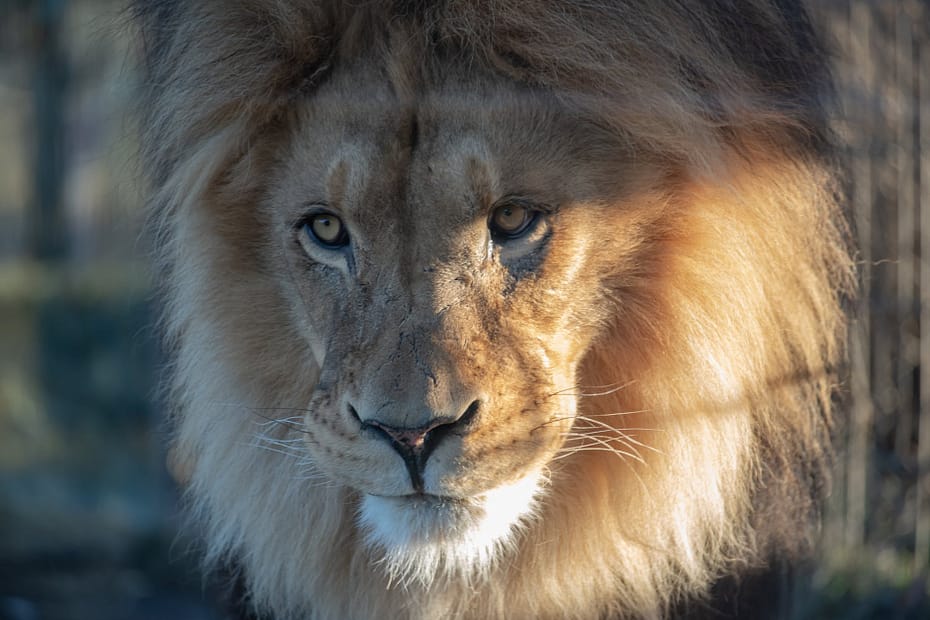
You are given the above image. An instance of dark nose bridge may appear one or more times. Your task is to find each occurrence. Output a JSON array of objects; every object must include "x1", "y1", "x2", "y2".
[
  {"x1": 362, "y1": 322, "x2": 462, "y2": 429},
  {"x1": 371, "y1": 258, "x2": 462, "y2": 405}
]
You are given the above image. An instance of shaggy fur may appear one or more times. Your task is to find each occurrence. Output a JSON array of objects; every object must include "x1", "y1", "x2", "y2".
[{"x1": 133, "y1": 1, "x2": 854, "y2": 618}]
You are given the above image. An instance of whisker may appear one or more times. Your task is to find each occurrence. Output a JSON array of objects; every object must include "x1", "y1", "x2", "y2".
[
  {"x1": 546, "y1": 380, "x2": 636, "y2": 399},
  {"x1": 253, "y1": 431, "x2": 307, "y2": 442},
  {"x1": 292, "y1": 469, "x2": 336, "y2": 488},
  {"x1": 247, "y1": 441, "x2": 305, "y2": 460},
  {"x1": 551, "y1": 446, "x2": 652, "y2": 497},
  {"x1": 255, "y1": 437, "x2": 307, "y2": 452},
  {"x1": 206, "y1": 400, "x2": 315, "y2": 434},
  {"x1": 573, "y1": 415, "x2": 631, "y2": 434},
  {"x1": 208, "y1": 401, "x2": 313, "y2": 416},
  {"x1": 568, "y1": 415, "x2": 665, "y2": 458},
  {"x1": 530, "y1": 415, "x2": 576, "y2": 432},
  {"x1": 254, "y1": 415, "x2": 306, "y2": 427},
  {"x1": 531, "y1": 409, "x2": 651, "y2": 433},
  {"x1": 573, "y1": 419, "x2": 663, "y2": 453},
  {"x1": 574, "y1": 383, "x2": 637, "y2": 398},
  {"x1": 246, "y1": 409, "x2": 312, "y2": 435},
  {"x1": 551, "y1": 446, "x2": 644, "y2": 463},
  {"x1": 249, "y1": 405, "x2": 315, "y2": 415},
  {"x1": 574, "y1": 409, "x2": 650, "y2": 419},
  {"x1": 248, "y1": 436, "x2": 338, "y2": 487},
  {"x1": 285, "y1": 456, "x2": 332, "y2": 487},
  {"x1": 612, "y1": 432, "x2": 663, "y2": 456},
  {"x1": 562, "y1": 432, "x2": 646, "y2": 464}
]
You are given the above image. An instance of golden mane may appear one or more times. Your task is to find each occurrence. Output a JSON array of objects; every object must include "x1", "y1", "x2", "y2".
[{"x1": 134, "y1": 1, "x2": 855, "y2": 617}]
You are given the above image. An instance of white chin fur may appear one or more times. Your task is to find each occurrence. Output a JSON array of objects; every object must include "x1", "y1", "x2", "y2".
[{"x1": 358, "y1": 473, "x2": 544, "y2": 587}]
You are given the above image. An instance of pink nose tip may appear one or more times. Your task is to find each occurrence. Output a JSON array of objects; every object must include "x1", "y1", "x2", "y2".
[{"x1": 365, "y1": 420, "x2": 442, "y2": 452}]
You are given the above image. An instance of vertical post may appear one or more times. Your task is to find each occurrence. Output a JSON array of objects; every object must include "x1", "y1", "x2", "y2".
[
  {"x1": 846, "y1": 0, "x2": 874, "y2": 550},
  {"x1": 915, "y1": 20, "x2": 930, "y2": 576},
  {"x1": 894, "y1": 1, "x2": 916, "y2": 462},
  {"x1": 820, "y1": 0, "x2": 854, "y2": 555},
  {"x1": 28, "y1": 0, "x2": 68, "y2": 262}
]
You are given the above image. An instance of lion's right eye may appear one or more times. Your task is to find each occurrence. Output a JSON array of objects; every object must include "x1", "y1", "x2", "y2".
[
  {"x1": 488, "y1": 203, "x2": 539, "y2": 240},
  {"x1": 303, "y1": 213, "x2": 349, "y2": 248}
]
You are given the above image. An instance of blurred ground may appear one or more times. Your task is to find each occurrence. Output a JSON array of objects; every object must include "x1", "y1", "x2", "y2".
[{"x1": 0, "y1": 1, "x2": 928, "y2": 619}]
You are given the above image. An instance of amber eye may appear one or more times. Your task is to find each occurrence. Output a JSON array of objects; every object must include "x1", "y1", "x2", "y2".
[
  {"x1": 489, "y1": 204, "x2": 536, "y2": 239},
  {"x1": 304, "y1": 213, "x2": 349, "y2": 248}
]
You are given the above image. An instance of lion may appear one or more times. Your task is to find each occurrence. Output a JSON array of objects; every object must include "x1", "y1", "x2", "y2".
[{"x1": 133, "y1": 1, "x2": 855, "y2": 618}]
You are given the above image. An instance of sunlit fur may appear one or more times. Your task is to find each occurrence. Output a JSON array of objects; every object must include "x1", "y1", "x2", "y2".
[{"x1": 134, "y1": 1, "x2": 855, "y2": 618}]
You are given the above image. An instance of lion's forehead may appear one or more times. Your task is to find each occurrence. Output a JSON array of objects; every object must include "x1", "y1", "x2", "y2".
[{"x1": 286, "y1": 75, "x2": 625, "y2": 218}]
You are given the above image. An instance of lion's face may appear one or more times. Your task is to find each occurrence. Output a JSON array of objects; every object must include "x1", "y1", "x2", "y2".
[
  {"x1": 142, "y1": 2, "x2": 851, "y2": 616},
  {"x1": 261, "y1": 66, "x2": 661, "y2": 570}
]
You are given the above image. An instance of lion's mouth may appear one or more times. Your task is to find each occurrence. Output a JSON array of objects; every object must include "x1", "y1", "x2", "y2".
[
  {"x1": 369, "y1": 491, "x2": 467, "y2": 504},
  {"x1": 356, "y1": 473, "x2": 545, "y2": 584},
  {"x1": 359, "y1": 492, "x2": 486, "y2": 538}
]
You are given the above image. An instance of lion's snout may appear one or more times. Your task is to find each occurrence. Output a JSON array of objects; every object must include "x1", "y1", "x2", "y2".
[{"x1": 352, "y1": 400, "x2": 480, "y2": 493}]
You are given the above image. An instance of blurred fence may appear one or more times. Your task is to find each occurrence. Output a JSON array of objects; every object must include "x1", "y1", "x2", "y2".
[{"x1": 812, "y1": 0, "x2": 930, "y2": 590}]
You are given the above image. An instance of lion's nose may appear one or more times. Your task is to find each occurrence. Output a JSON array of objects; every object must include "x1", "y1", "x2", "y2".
[
  {"x1": 351, "y1": 400, "x2": 480, "y2": 493},
  {"x1": 365, "y1": 420, "x2": 443, "y2": 452}
]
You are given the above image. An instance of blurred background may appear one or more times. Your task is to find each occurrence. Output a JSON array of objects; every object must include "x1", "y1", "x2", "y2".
[
  {"x1": 0, "y1": 0, "x2": 216, "y2": 618},
  {"x1": 0, "y1": 0, "x2": 928, "y2": 618}
]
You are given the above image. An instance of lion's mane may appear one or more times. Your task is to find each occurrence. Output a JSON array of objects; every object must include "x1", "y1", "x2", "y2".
[{"x1": 134, "y1": 1, "x2": 854, "y2": 618}]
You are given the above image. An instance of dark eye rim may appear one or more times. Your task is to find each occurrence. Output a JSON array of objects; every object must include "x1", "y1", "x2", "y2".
[
  {"x1": 487, "y1": 199, "x2": 547, "y2": 241},
  {"x1": 297, "y1": 209, "x2": 350, "y2": 249}
]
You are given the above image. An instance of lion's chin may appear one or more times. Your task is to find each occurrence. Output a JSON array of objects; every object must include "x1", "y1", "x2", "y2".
[{"x1": 357, "y1": 472, "x2": 544, "y2": 587}]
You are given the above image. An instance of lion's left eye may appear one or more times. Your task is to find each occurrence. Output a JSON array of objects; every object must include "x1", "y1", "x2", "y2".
[
  {"x1": 488, "y1": 204, "x2": 538, "y2": 239},
  {"x1": 303, "y1": 212, "x2": 349, "y2": 248}
]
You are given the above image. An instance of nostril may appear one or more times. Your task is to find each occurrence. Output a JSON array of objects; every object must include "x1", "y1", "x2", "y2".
[
  {"x1": 347, "y1": 403, "x2": 361, "y2": 424},
  {"x1": 422, "y1": 399, "x2": 479, "y2": 449},
  {"x1": 459, "y1": 399, "x2": 480, "y2": 427}
]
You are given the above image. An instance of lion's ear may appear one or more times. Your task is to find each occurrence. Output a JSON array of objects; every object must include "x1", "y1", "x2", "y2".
[{"x1": 166, "y1": 444, "x2": 194, "y2": 487}]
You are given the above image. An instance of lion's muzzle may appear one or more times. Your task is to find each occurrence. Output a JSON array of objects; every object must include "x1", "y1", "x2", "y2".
[{"x1": 351, "y1": 399, "x2": 480, "y2": 493}]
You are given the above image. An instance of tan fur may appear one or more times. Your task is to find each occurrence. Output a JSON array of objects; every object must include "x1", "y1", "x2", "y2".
[{"x1": 134, "y1": 1, "x2": 855, "y2": 618}]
